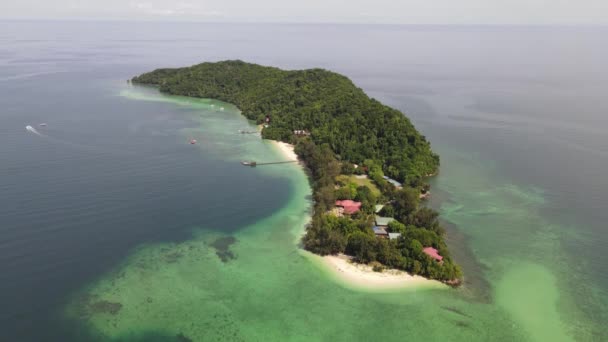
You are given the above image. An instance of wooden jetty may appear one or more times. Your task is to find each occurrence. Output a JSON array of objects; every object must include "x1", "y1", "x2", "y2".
[{"x1": 241, "y1": 160, "x2": 297, "y2": 167}]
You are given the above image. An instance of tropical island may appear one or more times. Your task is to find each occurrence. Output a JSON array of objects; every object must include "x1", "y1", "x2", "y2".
[{"x1": 132, "y1": 60, "x2": 462, "y2": 285}]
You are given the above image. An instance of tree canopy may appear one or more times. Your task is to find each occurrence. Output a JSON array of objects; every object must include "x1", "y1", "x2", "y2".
[{"x1": 133, "y1": 60, "x2": 439, "y2": 185}]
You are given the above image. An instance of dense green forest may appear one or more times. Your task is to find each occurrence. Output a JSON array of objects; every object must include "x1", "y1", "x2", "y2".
[
  {"x1": 133, "y1": 61, "x2": 462, "y2": 283},
  {"x1": 133, "y1": 60, "x2": 438, "y2": 185}
]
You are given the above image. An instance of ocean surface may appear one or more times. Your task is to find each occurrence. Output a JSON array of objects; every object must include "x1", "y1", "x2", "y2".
[{"x1": 0, "y1": 21, "x2": 607, "y2": 341}]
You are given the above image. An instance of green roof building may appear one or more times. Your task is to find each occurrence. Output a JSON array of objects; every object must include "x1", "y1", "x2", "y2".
[{"x1": 375, "y1": 216, "x2": 395, "y2": 227}]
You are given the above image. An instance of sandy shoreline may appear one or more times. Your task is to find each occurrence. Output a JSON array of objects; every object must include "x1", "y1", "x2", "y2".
[
  {"x1": 271, "y1": 140, "x2": 299, "y2": 161},
  {"x1": 319, "y1": 254, "x2": 446, "y2": 290}
]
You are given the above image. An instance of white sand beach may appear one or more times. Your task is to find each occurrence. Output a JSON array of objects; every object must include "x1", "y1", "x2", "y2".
[
  {"x1": 271, "y1": 141, "x2": 299, "y2": 161},
  {"x1": 321, "y1": 254, "x2": 446, "y2": 290}
]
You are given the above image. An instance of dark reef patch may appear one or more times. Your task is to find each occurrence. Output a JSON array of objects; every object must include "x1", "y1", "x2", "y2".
[
  {"x1": 176, "y1": 332, "x2": 193, "y2": 342},
  {"x1": 442, "y1": 306, "x2": 472, "y2": 318},
  {"x1": 88, "y1": 300, "x2": 123, "y2": 315},
  {"x1": 73, "y1": 294, "x2": 124, "y2": 317},
  {"x1": 210, "y1": 236, "x2": 237, "y2": 263},
  {"x1": 164, "y1": 251, "x2": 184, "y2": 263},
  {"x1": 453, "y1": 320, "x2": 471, "y2": 328}
]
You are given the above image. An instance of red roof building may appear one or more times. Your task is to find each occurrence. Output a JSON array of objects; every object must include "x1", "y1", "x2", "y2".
[
  {"x1": 335, "y1": 200, "x2": 362, "y2": 215},
  {"x1": 423, "y1": 247, "x2": 443, "y2": 262}
]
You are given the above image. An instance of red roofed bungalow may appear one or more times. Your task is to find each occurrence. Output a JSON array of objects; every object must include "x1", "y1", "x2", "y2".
[
  {"x1": 423, "y1": 247, "x2": 443, "y2": 262},
  {"x1": 335, "y1": 200, "x2": 362, "y2": 215}
]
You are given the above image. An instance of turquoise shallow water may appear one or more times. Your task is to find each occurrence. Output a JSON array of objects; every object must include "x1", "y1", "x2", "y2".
[
  {"x1": 62, "y1": 86, "x2": 601, "y2": 341},
  {"x1": 1, "y1": 21, "x2": 607, "y2": 341}
]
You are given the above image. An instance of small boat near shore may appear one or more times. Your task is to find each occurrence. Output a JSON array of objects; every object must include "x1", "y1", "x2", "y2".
[
  {"x1": 190, "y1": 139, "x2": 197, "y2": 144},
  {"x1": 241, "y1": 161, "x2": 257, "y2": 167}
]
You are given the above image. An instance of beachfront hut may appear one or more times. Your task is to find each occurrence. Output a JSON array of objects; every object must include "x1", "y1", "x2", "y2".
[
  {"x1": 373, "y1": 226, "x2": 388, "y2": 238},
  {"x1": 388, "y1": 233, "x2": 402, "y2": 240},
  {"x1": 423, "y1": 247, "x2": 443, "y2": 262},
  {"x1": 375, "y1": 216, "x2": 395, "y2": 228},
  {"x1": 293, "y1": 130, "x2": 310, "y2": 136},
  {"x1": 335, "y1": 200, "x2": 362, "y2": 215},
  {"x1": 383, "y1": 176, "x2": 402, "y2": 189}
]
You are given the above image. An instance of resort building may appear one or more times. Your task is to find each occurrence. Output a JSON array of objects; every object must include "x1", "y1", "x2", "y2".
[
  {"x1": 375, "y1": 216, "x2": 395, "y2": 228},
  {"x1": 373, "y1": 226, "x2": 389, "y2": 238},
  {"x1": 383, "y1": 176, "x2": 402, "y2": 189},
  {"x1": 423, "y1": 247, "x2": 443, "y2": 262},
  {"x1": 293, "y1": 130, "x2": 310, "y2": 136},
  {"x1": 335, "y1": 200, "x2": 362, "y2": 215},
  {"x1": 388, "y1": 233, "x2": 401, "y2": 240},
  {"x1": 374, "y1": 204, "x2": 384, "y2": 214}
]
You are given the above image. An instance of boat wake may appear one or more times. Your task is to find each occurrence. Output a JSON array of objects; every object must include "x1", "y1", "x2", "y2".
[
  {"x1": 25, "y1": 125, "x2": 43, "y2": 136},
  {"x1": 24, "y1": 124, "x2": 170, "y2": 158}
]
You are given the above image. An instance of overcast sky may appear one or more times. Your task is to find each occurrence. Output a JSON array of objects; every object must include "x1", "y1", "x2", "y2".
[{"x1": 1, "y1": 0, "x2": 607, "y2": 25}]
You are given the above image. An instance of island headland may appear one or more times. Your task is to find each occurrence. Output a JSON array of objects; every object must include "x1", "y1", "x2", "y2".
[{"x1": 132, "y1": 60, "x2": 462, "y2": 285}]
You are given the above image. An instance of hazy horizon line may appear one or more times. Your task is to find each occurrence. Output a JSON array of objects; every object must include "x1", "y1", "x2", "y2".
[{"x1": 1, "y1": 18, "x2": 607, "y2": 28}]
